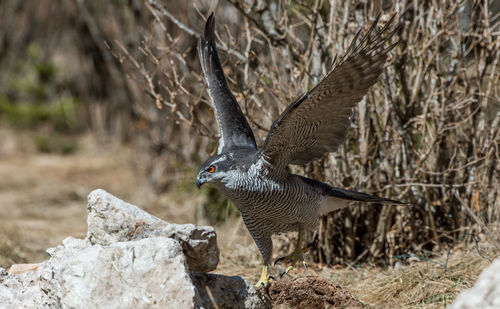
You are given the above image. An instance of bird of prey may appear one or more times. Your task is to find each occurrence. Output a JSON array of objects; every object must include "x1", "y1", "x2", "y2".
[{"x1": 196, "y1": 12, "x2": 405, "y2": 288}]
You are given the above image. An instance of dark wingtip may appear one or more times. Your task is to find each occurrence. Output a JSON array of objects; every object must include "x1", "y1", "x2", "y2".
[
  {"x1": 203, "y1": 12, "x2": 215, "y2": 42},
  {"x1": 199, "y1": 12, "x2": 218, "y2": 75}
]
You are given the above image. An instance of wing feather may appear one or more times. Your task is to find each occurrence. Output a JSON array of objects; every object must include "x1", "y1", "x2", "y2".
[
  {"x1": 198, "y1": 13, "x2": 257, "y2": 153},
  {"x1": 260, "y1": 14, "x2": 398, "y2": 169}
]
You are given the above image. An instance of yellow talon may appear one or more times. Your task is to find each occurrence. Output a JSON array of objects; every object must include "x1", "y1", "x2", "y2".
[
  {"x1": 283, "y1": 265, "x2": 294, "y2": 276},
  {"x1": 274, "y1": 230, "x2": 310, "y2": 277},
  {"x1": 255, "y1": 265, "x2": 273, "y2": 288}
]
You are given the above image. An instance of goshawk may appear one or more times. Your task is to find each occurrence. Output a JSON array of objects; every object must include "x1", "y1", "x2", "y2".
[{"x1": 196, "y1": 12, "x2": 405, "y2": 288}]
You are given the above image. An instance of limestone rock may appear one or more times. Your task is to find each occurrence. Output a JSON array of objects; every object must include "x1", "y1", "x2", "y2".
[
  {"x1": 39, "y1": 236, "x2": 197, "y2": 308},
  {"x1": 0, "y1": 190, "x2": 271, "y2": 309},
  {"x1": 86, "y1": 189, "x2": 219, "y2": 272},
  {"x1": 0, "y1": 267, "x2": 57, "y2": 309},
  {"x1": 0, "y1": 236, "x2": 270, "y2": 309},
  {"x1": 450, "y1": 258, "x2": 500, "y2": 309}
]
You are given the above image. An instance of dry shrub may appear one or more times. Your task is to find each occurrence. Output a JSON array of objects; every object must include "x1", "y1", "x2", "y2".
[{"x1": 117, "y1": 0, "x2": 500, "y2": 264}]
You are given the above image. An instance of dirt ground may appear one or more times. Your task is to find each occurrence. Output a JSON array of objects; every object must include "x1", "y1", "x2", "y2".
[{"x1": 0, "y1": 128, "x2": 497, "y2": 308}]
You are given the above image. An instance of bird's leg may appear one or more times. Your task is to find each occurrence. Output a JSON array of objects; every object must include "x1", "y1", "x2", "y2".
[
  {"x1": 246, "y1": 227, "x2": 274, "y2": 288},
  {"x1": 274, "y1": 229, "x2": 309, "y2": 277}
]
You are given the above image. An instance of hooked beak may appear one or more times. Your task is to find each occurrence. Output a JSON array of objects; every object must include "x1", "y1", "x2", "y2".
[{"x1": 196, "y1": 178, "x2": 205, "y2": 189}]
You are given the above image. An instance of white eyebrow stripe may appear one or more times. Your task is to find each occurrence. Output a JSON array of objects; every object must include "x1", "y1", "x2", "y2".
[{"x1": 210, "y1": 156, "x2": 226, "y2": 165}]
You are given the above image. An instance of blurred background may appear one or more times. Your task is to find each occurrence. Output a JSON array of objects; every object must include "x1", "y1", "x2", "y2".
[{"x1": 0, "y1": 0, "x2": 499, "y2": 306}]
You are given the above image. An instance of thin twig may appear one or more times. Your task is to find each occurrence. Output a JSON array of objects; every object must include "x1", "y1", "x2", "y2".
[
  {"x1": 147, "y1": 0, "x2": 246, "y2": 61},
  {"x1": 454, "y1": 191, "x2": 500, "y2": 251}
]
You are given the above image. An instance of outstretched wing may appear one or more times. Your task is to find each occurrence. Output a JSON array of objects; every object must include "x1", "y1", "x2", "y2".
[
  {"x1": 198, "y1": 13, "x2": 257, "y2": 154},
  {"x1": 259, "y1": 14, "x2": 398, "y2": 170}
]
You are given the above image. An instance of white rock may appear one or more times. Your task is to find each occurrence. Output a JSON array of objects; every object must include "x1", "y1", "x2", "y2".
[
  {"x1": 39, "y1": 236, "x2": 196, "y2": 309},
  {"x1": 86, "y1": 189, "x2": 219, "y2": 272},
  {"x1": 0, "y1": 190, "x2": 270, "y2": 309},
  {"x1": 1, "y1": 237, "x2": 270, "y2": 309},
  {"x1": 0, "y1": 267, "x2": 58, "y2": 309},
  {"x1": 450, "y1": 258, "x2": 500, "y2": 309},
  {"x1": 0, "y1": 237, "x2": 198, "y2": 309}
]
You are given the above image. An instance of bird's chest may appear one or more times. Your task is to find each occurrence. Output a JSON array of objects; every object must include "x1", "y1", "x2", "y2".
[
  {"x1": 219, "y1": 174, "x2": 319, "y2": 221},
  {"x1": 219, "y1": 175, "x2": 284, "y2": 207}
]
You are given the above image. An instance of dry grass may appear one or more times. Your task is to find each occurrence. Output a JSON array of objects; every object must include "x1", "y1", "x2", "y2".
[{"x1": 315, "y1": 243, "x2": 498, "y2": 308}]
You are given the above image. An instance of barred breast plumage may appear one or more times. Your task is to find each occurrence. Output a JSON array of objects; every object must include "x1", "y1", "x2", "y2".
[{"x1": 221, "y1": 169, "x2": 322, "y2": 231}]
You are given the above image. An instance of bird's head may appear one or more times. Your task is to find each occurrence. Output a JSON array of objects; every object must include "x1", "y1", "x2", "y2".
[{"x1": 196, "y1": 153, "x2": 235, "y2": 189}]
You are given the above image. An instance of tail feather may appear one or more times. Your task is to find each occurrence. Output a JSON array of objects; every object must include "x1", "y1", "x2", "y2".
[
  {"x1": 325, "y1": 186, "x2": 407, "y2": 205},
  {"x1": 298, "y1": 176, "x2": 409, "y2": 215},
  {"x1": 318, "y1": 187, "x2": 409, "y2": 215}
]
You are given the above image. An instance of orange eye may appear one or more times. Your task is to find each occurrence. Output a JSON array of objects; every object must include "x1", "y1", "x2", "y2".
[{"x1": 208, "y1": 166, "x2": 215, "y2": 173}]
